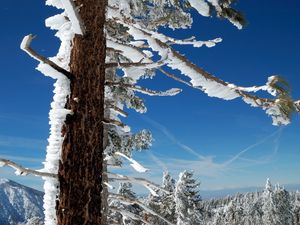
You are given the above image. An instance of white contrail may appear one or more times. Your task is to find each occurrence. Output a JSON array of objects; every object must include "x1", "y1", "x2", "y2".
[
  {"x1": 146, "y1": 151, "x2": 168, "y2": 171},
  {"x1": 143, "y1": 116, "x2": 210, "y2": 161},
  {"x1": 223, "y1": 128, "x2": 282, "y2": 166}
]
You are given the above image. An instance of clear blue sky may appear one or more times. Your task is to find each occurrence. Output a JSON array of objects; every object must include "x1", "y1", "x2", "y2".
[{"x1": 0, "y1": 1, "x2": 299, "y2": 192}]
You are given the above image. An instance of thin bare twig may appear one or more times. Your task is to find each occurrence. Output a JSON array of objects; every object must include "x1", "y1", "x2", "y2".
[{"x1": 106, "y1": 81, "x2": 181, "y2": 96}]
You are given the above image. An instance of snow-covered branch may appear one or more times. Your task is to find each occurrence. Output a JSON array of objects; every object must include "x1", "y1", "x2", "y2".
[
  {"x1": 106, "y1": 81, "x2": 182, "y2": 96},
  {"x1": 0, "y1": 158, "x2": 57, "y2": 178},
  {"x1": 107, "y1": 172, "x2": 170, "y2": 194},
  {"x1": 115, "y1": 152, "x2": 149, "y2": 173},
  {"x1": 114, "y1": 19, "x2": 297, "y2": 125},
  {"x1": 20, "y1": 34, "x2": 73, "y2": 80},
  {"x1": 109, "y1": 206, "x2": 151, "y2": 225},
  {"x1": 109, "y1": 193, "x2": 175, "y2": 225},
  {"x1": 107, "y1": 37, "x2": 193, "y2": 87}
]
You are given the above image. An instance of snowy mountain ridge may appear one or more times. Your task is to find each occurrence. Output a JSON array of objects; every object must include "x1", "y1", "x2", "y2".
[{"x1": 0, "y1": 178, "x2": 44, "y2": 225}]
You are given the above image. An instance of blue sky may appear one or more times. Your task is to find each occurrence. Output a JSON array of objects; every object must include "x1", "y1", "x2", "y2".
[{"x1": 0, "y1": 1, "x2": 299, "y2": 193}]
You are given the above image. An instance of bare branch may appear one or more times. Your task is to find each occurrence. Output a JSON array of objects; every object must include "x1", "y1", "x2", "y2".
[
  {"x1": 0, "y1": 158, "x2": 57, "y2": 178},
  {"x1": 20, "y1": 34, "x2": 74, "y2": 80},
  {"x1": 107, "y1": 172, "x2": 170, "y2": 194},
  {"x1": 103, "y1": 118, "x2": 126, "y2": 128},
  {"x1": 106, "y1": 81, "x2": 182, "y2": 96},
  {"x1": 109, "y1": 193, "x2": 175, "y2": 225},
  {"x1": 105, "y1": 102, "x2": 129, "y2": 117},
  {"x1": 109, "y1": 206, "x2": 151, "y2": 225},
  {"x1": 158, "y1": 68, "x2": 193, "y2": 87}
]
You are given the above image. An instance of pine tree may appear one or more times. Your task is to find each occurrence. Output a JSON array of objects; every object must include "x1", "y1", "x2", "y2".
[
  {"x1": 273, "y1": 185, "x2": 294, "y2": 225},
  {"x1": 292, "y1": 191, "x2": 300, "y2": 225},
  {"x1": 175, "y1": 170, "x2": 203, "y2": 225},
  {"x1": 262, "y1": 178, "x2": 276, "y2": 225},
  {"x1": 109, "y1": 183, "x2": 142, "y2": 225},
  {"x1": 147, "y1": 172, "x2": 176, "y2": 225}
]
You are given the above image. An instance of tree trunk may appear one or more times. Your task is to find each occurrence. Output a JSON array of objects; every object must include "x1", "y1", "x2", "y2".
[{"x1": 57, "y1": 1, "x2": 107, "y2": 224}]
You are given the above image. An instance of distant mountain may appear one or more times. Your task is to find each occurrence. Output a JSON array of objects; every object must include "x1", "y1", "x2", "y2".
[{"x1": 0, "y1": 178, "x2": 44, "y2": 225}]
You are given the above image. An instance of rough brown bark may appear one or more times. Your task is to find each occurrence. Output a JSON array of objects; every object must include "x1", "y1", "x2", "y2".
[{"x1": 57, "y1": 1, "x2": 107, "y2": 224}]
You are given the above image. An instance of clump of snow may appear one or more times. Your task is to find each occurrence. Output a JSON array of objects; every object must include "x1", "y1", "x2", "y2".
[
  {"x1": 61, "y1": 0, "x2": 85, "y2": 35},
  {"x1": 46, "y1": 0, "x2": 64, "y2": 9},
  {"x1": 45, "y1": 14, "x2": 68, "y2": 31},
  {"x1": 115, "y1": 152, "x2": 149, "y2": 173},
  {"x1": 188, "y1": 0, "x2": 210, "y2": 17},
  {"x1": 36, "y1": 63, "x2": 71, "y2": 225}
]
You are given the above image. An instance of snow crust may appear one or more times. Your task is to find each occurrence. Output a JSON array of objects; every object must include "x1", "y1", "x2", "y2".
[
  {"x1": 38, "y1": 3, "x2": 75, "y2": 224},
  {"x1": 188, "y1": 0, "x2": 210, "y2": 17},
  {"x1": 61, "y1": 0, "x2": 85, "y2": 35}
]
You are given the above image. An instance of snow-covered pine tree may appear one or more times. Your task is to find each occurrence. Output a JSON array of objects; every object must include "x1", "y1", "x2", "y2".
[
  {"x1": 223, "y1": 195, "x2": 244, "y2": 225},
  {"x1": 262, "y1": 178, "x2": 276, "y2": 225},
  {"x1": 160, "y1": 172, "x2": 177, "y2": 224},
  {"x1": 175, "y1": 170, "x2": 203, "y2": 225},
  {"x1": 108, "y1": 183, "x2": 142, "y2": 225},
  {"x1": 292, "y1": 191, "x2": 300, "y2": 225},
  {"x1": 1, "y1": 0, "x2": 300, "y2": 224},
  {"x1": 243, "y1": 191, "x2": 263, "y2": 225},
  {"x1": 273, "y1": 185, "x2": 294, "y2": 225},
  {"x1": 146, "y1": 171, "x2": 176, "y2": 225}
]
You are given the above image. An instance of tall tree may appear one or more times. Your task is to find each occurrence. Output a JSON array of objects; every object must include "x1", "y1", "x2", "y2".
[
  {"x1": 273, "y1": 185, "x2": 294, "y2": 225},
  {"x1": 175, "y1": 170, "x2": 203, "y2": 225},
  {"x1": 56, "y1": 0, "x2": 107, "y2": 224}
]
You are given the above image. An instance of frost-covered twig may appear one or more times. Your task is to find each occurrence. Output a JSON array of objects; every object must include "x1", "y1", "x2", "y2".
[
  {"x1": 106, "y1": 81, "x2": 182, "y2": 96},
  {"x1": 109, "y1": 193, "x2": 175, "y2": 225},
  {"x1": 20, "y1": 34, "x2": 73, "y2": 80},
  {"x1": 0, "y1": 158, "x2": 57, "y2": 178},
  {"x1": 107, "y1": 172, "x2": 170, "y2": 194},
  {"x1": 105, "y1": 59, "x2": 166, "y2": 69},
  {"x1": 109, "y1": 206, "x2": 151, "y2": 225}
]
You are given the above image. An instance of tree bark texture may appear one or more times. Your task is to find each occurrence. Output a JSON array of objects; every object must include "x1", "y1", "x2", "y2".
[{"x1": 57, "y1": 0, "x2": 107, "y2": 224}]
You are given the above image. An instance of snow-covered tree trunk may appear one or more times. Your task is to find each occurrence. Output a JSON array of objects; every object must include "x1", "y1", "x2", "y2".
[{"x1": 57, "y1": 0, "x2": 107, "y2": 224}]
